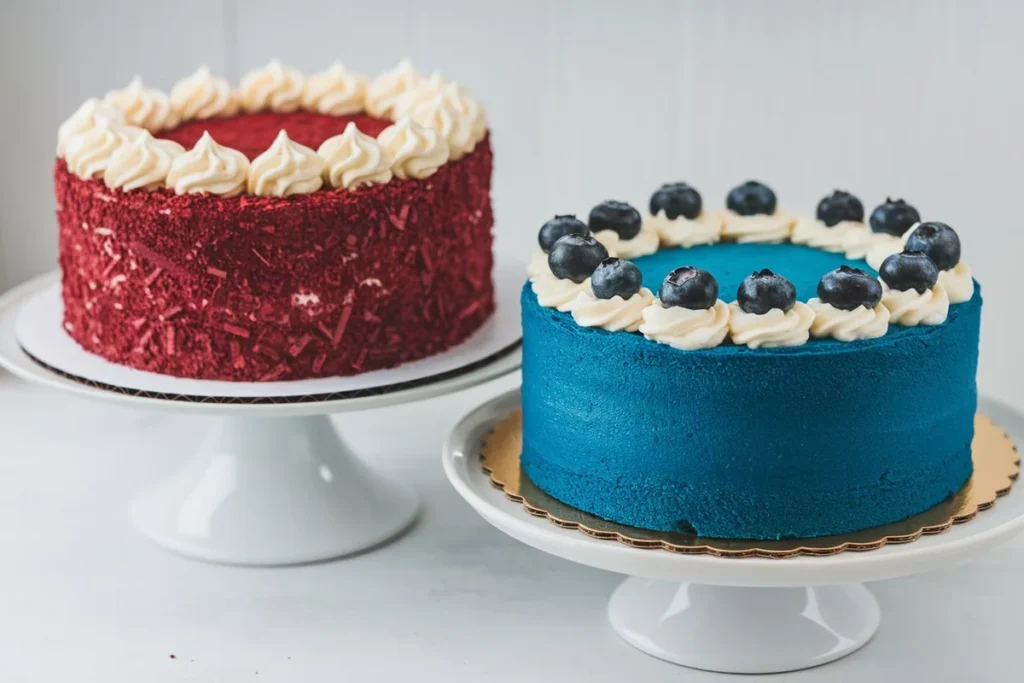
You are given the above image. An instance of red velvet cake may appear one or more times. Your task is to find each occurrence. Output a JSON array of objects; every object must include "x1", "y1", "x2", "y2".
[{"x1": 54, "y1": 61, "x2": 494, "y2": 381}]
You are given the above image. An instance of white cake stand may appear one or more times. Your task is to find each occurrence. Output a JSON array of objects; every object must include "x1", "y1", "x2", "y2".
[
  {"x1": 0, "y1": 269, "x2": 522, "y2": 566},
  {"x1": 443, "y1": 389, "x2": 1024, "y2": 674}
]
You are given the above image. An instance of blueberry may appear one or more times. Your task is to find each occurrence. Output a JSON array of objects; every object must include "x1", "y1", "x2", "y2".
[
  {"x1": 538, "y1": 214, "x2": 589, "y2": 252},
  {"x1": 592, "y1": 258, "x2": 643, "y2": 300},
  {"x1": 817, "y1": 265, "x2": 883, "y2": 311},
  {"x1": 659, "y1": 267, "x2": 719, "y2": 310},
  {"x1": 816, "y1": 190, "x2": 864, "y2": 227},
  {"x1": 869, "y1": 198, "x2": 921, "y2": 236},
  {"x1": 879, "y1": 251, "x2": 939, "y2": 294},
  {"x1": 649, "y1": 183, "x2": 702, "y2": 220},
  {"x1": 905, "y1": 221, "x2": 961, "y2": 271},
  {"x1": 548, "y1": 234, "x2": 609, "y2": 284},
  {"x1": 737, "y1": 269, "x2": 797, "y2": 314},
  {"x1": 726, "y1": 181, "x2": 777, "y2": 216},
  {"x1": 588, "y1": 200, "x2": 642, "y2": 240}
]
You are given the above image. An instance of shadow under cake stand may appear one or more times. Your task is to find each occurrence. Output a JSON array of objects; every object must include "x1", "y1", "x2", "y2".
[
  {"x1": 443, "y1": 389, "x2": 1024, "y2": 674},
  {"x1": 0, "y1": 269, "x2": 521, "y2": 566}
]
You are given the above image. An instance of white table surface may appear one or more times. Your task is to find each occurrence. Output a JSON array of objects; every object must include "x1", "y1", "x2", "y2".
[{"x1": 0, "y1": 371, "x2": 1021, "y2": 682}]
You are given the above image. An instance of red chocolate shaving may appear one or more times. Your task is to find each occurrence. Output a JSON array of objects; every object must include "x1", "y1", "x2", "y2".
[
  {"x1": 332, "y1": 305, "x2": 353, "y2": 346},
  {"x1": 288, "y1": 334, "x2": 314, "y2": 358},
  {"x1": 251, "y1": 248, "x2": 271, "y2": 268},
  {"x1": 222, "y1": 323, "x2": 250, "y2": 339},
  {"x1": 143, "y1": 267, "x2": 163, "y2": 286},
  {"x1": 164, "y1": 326, "x2": 176, "y2": 356},
  {"x1": 206, "y1": 267, "x2": 227, "y2": 279}
]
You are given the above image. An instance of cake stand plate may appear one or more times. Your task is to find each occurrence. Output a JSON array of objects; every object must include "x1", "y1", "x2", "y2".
[
  {"x1": 443, "y1": 389, "x2": 1024, "y2": 674},
  {"x1": 0, "y1": 270, "x2": 522, "y2": 566}
]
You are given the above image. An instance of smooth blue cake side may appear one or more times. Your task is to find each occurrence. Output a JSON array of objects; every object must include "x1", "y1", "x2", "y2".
[{"x1": 520, "y1": 247, "x2": 982, "y2": 539}]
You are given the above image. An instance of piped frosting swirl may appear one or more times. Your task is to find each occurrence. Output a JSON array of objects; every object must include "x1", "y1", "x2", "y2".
[
  {"x1": 881, "y1": 283, "x2": 950, "y2": 326},
  {"x1": 411, "y1": 94, "x2": 475, "y2": 160},
  {"x1": 840, "y1": 225, "x2": 897, "y2": 260},
  {"x1": 648, "y1": 211, "x2": 723, "y2": 248},
  {"x1": 728, "y1": 301, "x2": 814, "y2": 348},
  {"x1": 721, "y1": 211, "x2": 794, "y2": 243},
  {"x1": 790, "y1": 217, "x2": 862, "y2": 252},
  {"x1": 239, "y1": 60, "x2": 305, "y2": 113},
  {"x1": 640, "y1": 299, "x2": 731, "y2": 350},
  {"x1": 377, "y1": 117, "x2": 450, "y2": 180},
  {"x1": 527, "y1": 251, "x2": 552, "y2": 282},
  {"x1": 532, "y1": 273, "x2": 591, "y2": 312},
  {"x1": 64, "y1": 120, "x2": 140, "y2": 179},
  {"x1": 166, "y1": 131, "x2": 249, "y2": 197},
  {"x1": 593, "y1": 227, "x2": 660, "y2": 259},
  {"x1": 56, "y1": 98, "x2": 125, "y2": 158},
  {"x1": 103, "y1": 129, "x2": 184, "y2": 191},
  {"x1": 808, "y1": 299, "x2": 889, "y2": 341},
  {"x1": 103, "y1": 77, "x2": 179, "y2": 131},
  {"x1": 365, "y1": 60, "x2": 422, "y2": 119},
  {"x1": 301, "y1": 62, "x2": 366, "y2": 116},
  {"x1": 442, "y1": 83, "x2": 487, "y2": 144},
  {"x1": 939, "y1": 262, "x2": 974, "y2": 304},
  {"x1": 317, "y1": 122, "x2": 393, "y2": 189},
  {"x1": 572, "y1": 288, "x2": 654, "y2": 332},
  {"x1": 247, "y1": 130, "x2": 325, "y2": 197},
  {"x1": 169, "y1": 66, "x2": 239, "y2": 120}
]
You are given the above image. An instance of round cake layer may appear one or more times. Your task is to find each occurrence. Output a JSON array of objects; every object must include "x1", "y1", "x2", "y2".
[
  {"x1": 56, "y1": 116, "x2": 494, "y2": 381},
  {"x1": 520, "y1": 244, "x2": 981, "y2": 540}
]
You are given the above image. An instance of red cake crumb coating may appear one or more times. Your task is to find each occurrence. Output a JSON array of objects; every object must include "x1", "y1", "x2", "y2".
[{"x1": 56, "y1": 113, "x2": 494, "y2": 381}]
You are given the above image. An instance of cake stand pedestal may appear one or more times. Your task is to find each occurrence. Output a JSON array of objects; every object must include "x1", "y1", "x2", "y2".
[
  {"x1": 443, "y1": 390, "x2": 1024, "y2": 674},
  {"x1": 0, "y1": 272, "x2": 521, "y2": 566}
]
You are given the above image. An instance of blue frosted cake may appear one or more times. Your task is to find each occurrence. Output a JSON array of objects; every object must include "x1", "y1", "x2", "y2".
[{"x1": 521, "y1": 182, "x2": 980, "y2": 540}]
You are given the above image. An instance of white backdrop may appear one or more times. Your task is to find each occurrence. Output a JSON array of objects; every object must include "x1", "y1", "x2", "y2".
[{"x1": 1, "y1": 0, "x2": 1021, "y2": 404}]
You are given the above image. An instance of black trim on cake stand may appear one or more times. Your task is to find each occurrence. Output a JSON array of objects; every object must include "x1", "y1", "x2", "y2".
[
  {"x1": 443, "y1": 389, "x2": 1024, "y2": 674},
  {"x1": 0, "y1": 272, "x2": 522, "y2": 566}
]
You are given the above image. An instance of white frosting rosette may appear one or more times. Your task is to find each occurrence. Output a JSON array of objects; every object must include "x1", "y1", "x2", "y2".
[
  {"x1": 527, "y1": 250, "x2": 552, "y2": 282},
  {"x1": 317, "y1": 122, "x2": 393, "y2": 189},
  {"x1": 531, "y1": 273, "x2": 591, "y2": 312},
  {"x1": 572, "y1": 287, "x2": 655, "y2": 332},
  {"x1": 939, "y1": 262, "x2": 974, "y2": 303},
  {"x1": 239, "y1": 60, "x2": 305, "y2": 113},
  {"x1": 56, "y1": 98, "x2": 125, "y2": 158},
  {"x1": 103, "y1": 130, "x2": 184, "y2": 191},
  {"x1": 728, "y1": 301, "x2": 815, "y2": 348},
  {"x1": 377, "y1": 117, "x2": 450, "y2": 180},
  {"x1": 790, "y1": 217, "x2": 863, "y2": 253},
  {"x1": 808, "y1": 299, "x2": 889, "y2": 341},
  {"x1": 301, "y1": 62, "x2": 366, "y2": 116},
  {"x1": 720, "y1": 210, "x2": 794, "y2": 243},
  {"x1": 593, "y1": 227, "x2": 660, "y2": 259},
  {"x1": 839, "y1": 226, "x2": 903, "y2": 261},
  {"x1": 170, "y1": 66, "x2": 239, "y2": 120},
  {"x1": 247, "y1": 130, "x2": 325, "y2": 197},
  {"x1": 881, "y1": 282, "x2": 950, "y2": 326},
  {"x1": 647, "y1": 211, "x2": 723, "y2": 248},
  {"x1": 166, "y1": 131, "x2": 249, "y2": 197},
  {"x1": 640, "y1": 299, "x2": 731, "y2": 350},
  {"x1": 104, "y1": 76, "x2": 180, "y2": 131}
]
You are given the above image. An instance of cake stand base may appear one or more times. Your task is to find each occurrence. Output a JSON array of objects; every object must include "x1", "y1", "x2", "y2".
[
  {"x1": 607, "y1": 579, "x2": 878, "y2": 673},
  {"x1": 131, "y1": 415, "x2": 418, "y2": 566},
  {"x1": 0, "y1": 272, "x2": 522, "y2": 566}
]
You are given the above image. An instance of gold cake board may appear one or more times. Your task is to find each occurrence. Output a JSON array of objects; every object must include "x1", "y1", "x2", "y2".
[{"x1": 481, "y1": 411, "x2": 1019, "y2": 559}]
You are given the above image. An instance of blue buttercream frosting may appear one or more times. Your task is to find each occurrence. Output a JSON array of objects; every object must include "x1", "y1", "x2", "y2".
[{"x1": 521, "y1": 243, "x2": 981, "y2": 539}]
